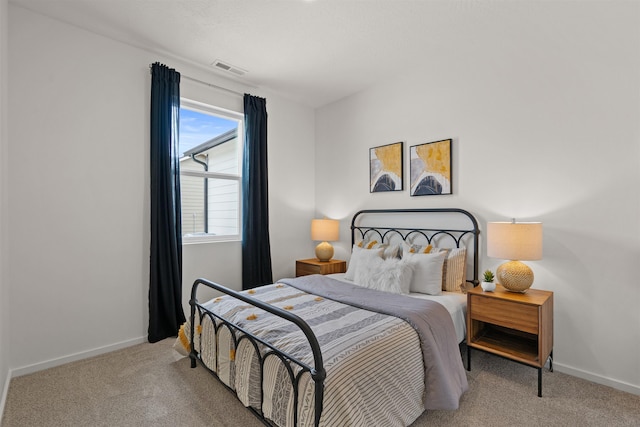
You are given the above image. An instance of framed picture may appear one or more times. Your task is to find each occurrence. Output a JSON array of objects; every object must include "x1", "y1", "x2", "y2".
[
  {"x1": 410, "y1": 139, "x2": 452, "y2": 196},
  {"x1": 370, "y1": 141, "x2": 403, "y2": 192}
]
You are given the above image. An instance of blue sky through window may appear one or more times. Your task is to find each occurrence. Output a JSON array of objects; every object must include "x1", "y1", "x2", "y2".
[{"x1": 179, "y1": 108, "x2": 237, "y2": 157}]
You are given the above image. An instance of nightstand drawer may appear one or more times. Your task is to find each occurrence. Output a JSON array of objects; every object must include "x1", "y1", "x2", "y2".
[
  {"x1": 296, "y1": 263, "x2": 322, "y2": 276},
  {"x1": 470, "y1": 295, "x2": 539, "y2": 334},
  {"x1": 296, "y1": 259, "x2": 346, "y2": 277}
]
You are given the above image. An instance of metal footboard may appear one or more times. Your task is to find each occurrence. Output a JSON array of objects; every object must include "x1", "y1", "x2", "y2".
[{"x1": 189, "y1": 278, "x2": 326, "y2": 427}]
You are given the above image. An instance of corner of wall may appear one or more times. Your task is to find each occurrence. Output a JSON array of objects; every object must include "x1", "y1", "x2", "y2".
[{"x1": 0, "y1": 0, "x2": 10, "y2": 420}]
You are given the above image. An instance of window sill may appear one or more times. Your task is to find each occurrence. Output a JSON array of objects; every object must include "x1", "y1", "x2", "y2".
[{"x1": 183, "y1": 235, "x2": 241, "y2": 245}]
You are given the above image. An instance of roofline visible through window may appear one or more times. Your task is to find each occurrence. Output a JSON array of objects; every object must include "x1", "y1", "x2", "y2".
[{"x1": 183, "y1": 128, "x2": 238, "y2": 157}]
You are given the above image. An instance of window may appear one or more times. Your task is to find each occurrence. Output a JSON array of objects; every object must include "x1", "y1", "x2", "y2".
[{"x1": 179, "y1": 99, "x2": 242, "y2": 243}]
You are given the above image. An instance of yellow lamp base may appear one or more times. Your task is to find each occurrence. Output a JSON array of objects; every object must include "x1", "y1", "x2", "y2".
[
  {"x1": 496, "y1": 260, "x2": 534, "y2": 292},
  {"x1": 315, "y1": 241, "x2": 334, "y2": 262}
]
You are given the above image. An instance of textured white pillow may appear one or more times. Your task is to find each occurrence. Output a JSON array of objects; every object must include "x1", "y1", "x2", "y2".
[
  {"x1": 431, "y1": 247, "x2": 467, "y2": 292},
  {"x1": 345, "y1": 245, "x2": 384, "y2": 281},
  {"x1": 403, "y1": 251, "x2": 447, "y2": 295},
  {"x1": 354, "y1": 256, "x2": 414, "y2": 294}
]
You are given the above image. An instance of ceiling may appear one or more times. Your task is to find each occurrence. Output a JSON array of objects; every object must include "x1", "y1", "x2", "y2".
[{"x1": 9, "y1": 0, "x2": 608, "y2": 108}]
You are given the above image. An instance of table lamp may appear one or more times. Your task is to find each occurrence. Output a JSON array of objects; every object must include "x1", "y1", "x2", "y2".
[
  {"x1": 311, "y1": 218, "x2": 339, "y2": 262},
  {"x1": 487, "y1": 220, "x2": 543, "y2": 292}
]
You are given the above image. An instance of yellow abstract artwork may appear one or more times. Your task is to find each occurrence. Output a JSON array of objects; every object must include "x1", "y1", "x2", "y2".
[
  {"x1": 410, "y1": 139, "x2": 452, "y2": 196},
  {"x1": 370, "y1": 142, "x2": 403, "y2": 192}
]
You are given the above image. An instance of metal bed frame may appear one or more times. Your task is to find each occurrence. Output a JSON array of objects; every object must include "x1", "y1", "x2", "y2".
[{"x1": 188, "y1": 208, "x2": 480, "y2": 427}]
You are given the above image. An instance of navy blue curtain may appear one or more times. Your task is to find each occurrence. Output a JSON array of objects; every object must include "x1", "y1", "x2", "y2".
[
  {"x1": 148, "y1": 62, "x2": 185, "y2": 342},
  {"x1": 242, "y1": 94, "x2": 273, "y2": 289}
]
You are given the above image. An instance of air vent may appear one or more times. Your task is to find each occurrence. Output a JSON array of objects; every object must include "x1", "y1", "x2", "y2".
[{"x1": 211, "y1": 59, "x2": 247, "y2": 76}]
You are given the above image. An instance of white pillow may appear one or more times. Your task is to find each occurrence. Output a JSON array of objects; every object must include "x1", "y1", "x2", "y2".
[
  {"x1": 356, "y1": 239, "x2": 401, "y2": 259},
  {"x1": 354, "y1": 256, "x2": 414, "y2": 294},
  {"x1": 403, "y1": 251, "x2": 446, "y2": 295},
  {"x1": 401, "y1": 241, "x2": 433, "y2": 255},
  {"x1": 381, "y1": 243, "x2": 401, "y2": 259},
  {"x1": 345, "y1": 245, "x2": 384, "y2": 281}
]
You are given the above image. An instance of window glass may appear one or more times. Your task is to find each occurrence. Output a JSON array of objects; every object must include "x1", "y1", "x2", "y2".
[{"x1": 179, "y1": 100, "x2": 242, "y2": 242}]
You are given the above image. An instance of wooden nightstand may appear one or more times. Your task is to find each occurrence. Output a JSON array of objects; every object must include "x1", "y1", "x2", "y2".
[
  {"x1": 296, "y1": 258, "x2": 346, "y2": 277},
  {"x1": 467, "y1": 284, "x2": 553, "y2": 397}
]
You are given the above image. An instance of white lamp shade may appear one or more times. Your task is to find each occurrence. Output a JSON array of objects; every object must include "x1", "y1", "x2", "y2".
[
  {"x1": 311, "y1": 219, "x2": 339, "y2": 242},
  {"x1": 487, "y1": 222, "x2": 543, "y2": 261}
]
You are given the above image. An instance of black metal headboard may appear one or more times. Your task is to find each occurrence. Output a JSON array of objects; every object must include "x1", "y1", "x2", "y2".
[{"x1": 350, "y1": 208, "x2": 480, "y2": 287}]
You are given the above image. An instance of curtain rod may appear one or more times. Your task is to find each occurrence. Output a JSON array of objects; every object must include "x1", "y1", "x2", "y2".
[{"x1": 149, "y1": 64, "x2": 244, "y2": 97}]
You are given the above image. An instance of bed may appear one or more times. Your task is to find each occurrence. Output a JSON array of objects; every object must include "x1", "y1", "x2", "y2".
[{"x1": 177, "y1": 208, "x2": 479, "y2": 427}]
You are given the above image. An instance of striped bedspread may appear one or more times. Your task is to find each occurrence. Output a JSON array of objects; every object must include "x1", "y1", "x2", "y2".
[{"x1": 186, "y1": 275, "x2": 467, "y2": 427}]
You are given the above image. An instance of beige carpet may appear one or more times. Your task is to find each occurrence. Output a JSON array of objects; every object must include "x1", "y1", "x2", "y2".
[{"x1": 2, "y1": 339, "x2": 639, "y2": 427}]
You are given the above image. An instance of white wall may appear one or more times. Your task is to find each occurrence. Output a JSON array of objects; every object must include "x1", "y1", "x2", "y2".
[
  {"x1": 316, "y1": 3, "x2": 640, "y2": 394},
  {"x1": 0, "y1": 0, "x2": 10, "y2": 413},
  {"x1": 7, "y1": 5, "x2": 315, "y2": 375}
]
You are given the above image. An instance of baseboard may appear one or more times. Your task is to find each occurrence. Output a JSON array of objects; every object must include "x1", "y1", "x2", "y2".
[
  {"x1": 10, "y1": 336, "x2": 147, "y2": 378},
  {"x1": 554, "y1": 362, "x2": 640, "y2": 396}
]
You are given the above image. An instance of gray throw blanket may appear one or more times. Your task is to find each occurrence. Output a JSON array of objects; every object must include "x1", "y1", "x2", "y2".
[{"x1": 280, "y1": 274, "x2": 469, "y2": 410}]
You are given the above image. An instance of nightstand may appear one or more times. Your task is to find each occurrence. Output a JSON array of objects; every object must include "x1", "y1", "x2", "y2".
[
  {"x1": 467, "y1": 284, "x2": 553, "y2": 397},
  {"x1": 296, "y1": 258, "x2": 346, "y2": 277}
]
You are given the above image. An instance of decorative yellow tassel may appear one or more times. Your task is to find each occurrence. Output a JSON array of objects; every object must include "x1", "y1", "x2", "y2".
[
  {"x1": 246, "y1": 314, "x2": 257, "y2": 320},
  {"x1": 314, "y1": 297, "x2": 323, "y2": 302},
  {"x1": 247, "y1": 289, "x2": 256, "y2": 294},
  {"x1": 229, "y1": 349, "x2": 236, "y2": 361},
  {"x1": 214, "y1": 297, "x2": 223, "y2": 303},
  {"x1": 196, "y1": 325, "x2": 203, "y2": 335},
  {"x1": 283, "y1": 305, "x2": 293, "y2": 310}
]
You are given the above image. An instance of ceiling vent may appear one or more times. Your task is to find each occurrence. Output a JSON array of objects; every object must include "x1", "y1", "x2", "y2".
[{"x1": 211, "y1": 59, "x2": 247, "y2": 76}]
